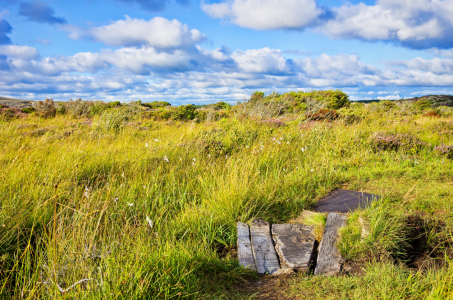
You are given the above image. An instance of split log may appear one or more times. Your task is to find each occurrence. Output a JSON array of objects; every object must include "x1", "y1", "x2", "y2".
[
  {"x1": 250, "y1": 219, "x2": 280, "y2": 275},
  {"x1": 314, "y1": 213, "x2": 347, "y2": 276},
  {"x1": 237, "y1": 222, "x2": 256, "y2": 271}
]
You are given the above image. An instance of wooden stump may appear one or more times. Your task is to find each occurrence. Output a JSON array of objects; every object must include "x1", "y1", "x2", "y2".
[
  {"x1": 250, "y1": 219, "x2": 281, "y2": 275},
  {"x1": 314, "y1": 213, "x2": 347, "y2": 276},
  {"x1": 237, "y1": 222, "x2": 257, "y2": 271},
  {"x1": 271, "y1": 224, "x2": 316, "y2": 272}
]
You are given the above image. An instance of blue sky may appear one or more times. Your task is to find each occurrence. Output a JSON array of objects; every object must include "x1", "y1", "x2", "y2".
[{"x1": 1, "y1": 0, "x2": 453, "y2": 104}]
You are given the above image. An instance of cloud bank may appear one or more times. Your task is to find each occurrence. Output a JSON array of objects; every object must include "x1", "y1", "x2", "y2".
[{"x1": 202, "y1": 0, "x2": 453, "y2": 49}]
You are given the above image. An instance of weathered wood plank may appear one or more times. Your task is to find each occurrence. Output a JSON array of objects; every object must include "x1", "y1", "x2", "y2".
[
  {"x1": 250, "y1": 219, "x2": 281, "y2": 275},
  {"x1": 316, "y1": 189, "x2": 381, "y2": 213},
  {"x1": 237, "y1": 222, "x2": 257, "y2": 271},
  {"x1": 314, "y1": 213, "x2": 347, "y2": 276},
  {"x1": 271, "y1": 224, "x2": 316, "y2": 272}
]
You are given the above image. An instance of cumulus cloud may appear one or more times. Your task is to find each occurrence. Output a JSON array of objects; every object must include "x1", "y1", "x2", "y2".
[
  {"x1": 19, "y1": 1, "x2": 67, "y2": 25},
  {"x1": 0, "y1": 19, "x2": 12, "y2": 45},
  {"x1": 0, "y1": 45, "x2": 39, "y2": 59},
  {"x1": 2, "y1": 40, "x2": 453, "y2": 102},
  {"x1": 231, "y1": 48, "x2": 289, "y2": 74},
  {"x1": 67, "y1": 16, "x2": 206, "y2": 49},
  {"x1": 202, "y1": 0, "x2": 453, "y2": 49},
  {"x1": 387, "y1": 57, "x2": 453, "y2": 75},
  {"x1": 317, "y1": 0, "x2": 453, "y2": 49},
  {"x1": 201, "y1": 0, "x2": 322, "y2": 30}
]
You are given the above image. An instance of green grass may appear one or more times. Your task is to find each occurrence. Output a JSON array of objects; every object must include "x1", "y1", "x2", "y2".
[{"x1": 1, "y1": 103, "x2": 453, "y2": 299}]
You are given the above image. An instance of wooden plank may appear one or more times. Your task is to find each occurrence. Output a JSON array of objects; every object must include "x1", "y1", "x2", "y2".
[
  {"x1": 250, "y1": 219, "x2": 281, "y2": 275},
  {"x1": 316, "y1": 189, "x2": 381, "y2": 213},
  {"x1": 271, "y1": 224, "x2": 316, "y2": 272},
  {"x1": 236, "y1": 222, "x2": 257, "y2": 271},
  {"x1": 314, "y1": 213, "x2": 347, "y2": 276}
]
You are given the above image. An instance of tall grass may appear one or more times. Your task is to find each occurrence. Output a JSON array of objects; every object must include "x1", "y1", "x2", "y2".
[{"x1": 1, "y1": 104, "x2": 453, "y2": 299}]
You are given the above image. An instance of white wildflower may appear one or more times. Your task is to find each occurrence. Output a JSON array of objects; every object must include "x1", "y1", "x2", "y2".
[
  {"x1": 301, "y1": 148, "x2": 305, "y2": 152},
  {"x1": 121, "y1": 172, "x2": 125, "y2": 178},
  {"x1": 145, "y1": 142, "x2": 148, "y2": 147},
  {"x1": 163, "y1": 156, "x2": 169, "y2": 163},
  {"x1": 83, "y1": 186, "x2": 90, "y2": 198},
  {"x1": 208, "y1": 154, "x2": 211, "y2": 158},
  {"x1": 310, "y1": 169, "x2": 314, "y2": 172},
  {"x1": 114, "y1": 197, "x2": 118, "y2": 203},
  {"x1": 146, "y1": 216, "x2": 153, "y2": 229},
  {"x1": 154, "y1": 139, "x2": 159, "y2": 142},
  {"x1": 193, "y1": 158, "x2": 196, "y2": 162},
  {"x1": 127, "y1": 202, "x2": 133, "y2": 207}
]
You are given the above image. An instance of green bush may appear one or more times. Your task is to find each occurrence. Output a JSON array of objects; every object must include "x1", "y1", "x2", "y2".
[
  {"x1": 141, "y1": 101, "x2": 170, "y2": 109},
  {"x1": 21, "y1": 107, "x2": 35, "y2": 114},
  {"x1": 413, "y1": 99, "x2": 432, "y2": 110},
  {"x1": 172, "y1": 104, "x2": 197, "y2": 120}
]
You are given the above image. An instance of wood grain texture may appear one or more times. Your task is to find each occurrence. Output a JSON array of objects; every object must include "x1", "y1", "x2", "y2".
[
  {"x1": 314, "y1": 213, "x2": 347, "y2": 276},
  {"x1": 250, "y1": 219, "x2": 281, "y2": 275},
  {"x1": 271, "y1": 224, "x2": 316, "y2": 271},
  {"x1": 316, "y1": 189, "x2": 381, "y2": 213},
  {"x1": 237, "y1": 222, "x2": 257, "y2": 271}
]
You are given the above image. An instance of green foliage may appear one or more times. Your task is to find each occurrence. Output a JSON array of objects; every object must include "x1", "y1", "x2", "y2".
[
  {"x1": 141, "y1": 101, "x2": 171, "y2": 109},
  {"x1": 414, "y1": 99, "x2": 432, "y2": 110},
  {"x1": 380, "y1": 100, "x2": 397, "y2": 111},
  {"x1": 20, "y1": 107, "x2": 35, "y2": 114}
]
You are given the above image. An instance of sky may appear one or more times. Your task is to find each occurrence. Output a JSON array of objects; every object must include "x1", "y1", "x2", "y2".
[{"x1": 1, "y1": 0, "x2": 453, "y2": 104}]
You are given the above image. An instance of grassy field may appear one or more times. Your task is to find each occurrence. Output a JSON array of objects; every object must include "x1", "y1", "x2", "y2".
[{"x1": 1, "y1": 96, "x2": 453, "y2": 299}]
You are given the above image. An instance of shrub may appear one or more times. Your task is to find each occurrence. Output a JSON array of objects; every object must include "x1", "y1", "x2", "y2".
[
  {"x1": 33, "y1": 98, "x2": 56, "y2": 118},
  {"x1": 434, "y1": 144, "x2": 453, "y2": 159},
  {"x1": 172, "y1": 104, "x2": 197, "y2": 120},
  {"x1": 370, "y1": 133, "x2": 426, "y2": 153},
  {"x1": 413, "y1": 99, "x2": 432, "y2": 110},
  {"x1": 307, "y1": 109, "x2": 339, "y2": 121},
  {"x1": 21, "y1": 107, "x2": 35, "y2": 114},
  {"x1": 141, "y1": 101, "x2": 170, "y2": 109},
  {"x1": 0, "y1": 107, "x2": 26, "y2": 120},
  {"x1": 379, "y1": 100, "x2": 397, "y2": 111}
]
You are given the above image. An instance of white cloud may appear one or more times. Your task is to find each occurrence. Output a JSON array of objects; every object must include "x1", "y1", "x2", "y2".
[
  {"x1": 231, "y1": 48, "x2": 289, "y2": 73},
  {"x1": 202, "y1": 0, "x2": 453, "y2": 49},
  {"x1": 2, "y1": 41, "x2": 453, "y2": 103},
  {"x1": 201, "y1": 0, "x2": 322, "y2": 30},
  {"x1": 0, "y1": 45, "x2": 39, "y2": 60},
  {"x1": 387, "y1": 57, "x2": 453, "y2": 75},
  {"x1": 433, "y1": 48, "x2": 453, "y2": 58},
  {"x1": 318, "y1": 0, "x2": 453, "y2": 49},
  {"x1": 67, "y1": 16, "x2": 206, "y2": 48}
]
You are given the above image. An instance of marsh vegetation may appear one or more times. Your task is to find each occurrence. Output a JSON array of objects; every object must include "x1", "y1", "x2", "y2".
[{"x1": 1, "y1": 91, "x2": 453, "y2": 299}]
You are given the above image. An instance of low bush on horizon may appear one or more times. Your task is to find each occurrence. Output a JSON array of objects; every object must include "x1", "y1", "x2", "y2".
[{"x1": 1, "y1": 90, "x2": 453, "y2": 299}]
